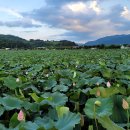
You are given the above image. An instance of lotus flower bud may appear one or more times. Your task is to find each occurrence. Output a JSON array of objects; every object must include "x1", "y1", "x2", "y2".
[
  {"x1": 122, "y1": 99, "x2": 129, "y2": 110},
  {"x1": 94, "y1": 100, "x2": 101, "y2": 106},
  {"x1": 73, "y1": 82, "x2": 76, "y2": 86},
  {"x1": 96, "y1": 89, "x2": 100, "y2": 97},
  {"x1": 17, "y1": 110, "x2": 25, "y2": 121},
  {"x1": 16, "y1": 78, "x2": 20, "y2": 82},
  {"x1": 107, "y1": 81, "x2": 111, "y2": 88},
  {"x1": 96, "y1": 82, "x2": 99, "y2": 86}
]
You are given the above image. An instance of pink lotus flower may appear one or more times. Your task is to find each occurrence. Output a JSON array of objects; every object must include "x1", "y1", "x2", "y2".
[
  {"x1": 17, "y1": 110, "x2": 25, "y2": 121},
  {"x1": 107, "y1": 81, "x2": 111, "y2": 88}
]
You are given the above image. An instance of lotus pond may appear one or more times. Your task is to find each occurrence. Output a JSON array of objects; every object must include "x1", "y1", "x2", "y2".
[{"x1": 0, "y1": 49, "x2": 130, "y2": 130}]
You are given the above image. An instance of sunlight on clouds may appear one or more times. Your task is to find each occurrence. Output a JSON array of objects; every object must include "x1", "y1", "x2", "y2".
[
  {"x1": 121, "y1": 6, "x2": 130, "y2": 20},
  {"x1": 89, "y1": 1, "x2": 101, "y2": 14},
  {"x1": 0, "y1": 0, "x2": 130, "y2": 42},
  {"x1": 67, "y1": 2, "x2": 86, "y2": 13},
  {"x1": 65, "y1": 1, "x2": 101, "y2": 14}
]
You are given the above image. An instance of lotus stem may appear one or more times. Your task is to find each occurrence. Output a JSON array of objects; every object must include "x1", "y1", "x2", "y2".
[
  {"x1": 127, "y1": 109, "x2": 129, "y2": 130},
  {"x1": 94, "y1": 105, "x2": 98, "y2": 130}
]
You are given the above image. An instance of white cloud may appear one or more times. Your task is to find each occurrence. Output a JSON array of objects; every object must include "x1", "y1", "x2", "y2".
[
  {"x1": 1, "y1": 1, "x2": 130, "y2": 42},
  {"x1": 66, "y1": 2, "x2": 87, "y2": 13},
  {"x1": 63, "y1": 1, "x2": 102, "y2": 15},
  {"x1": 89, "y1": 1, "x2": 101, "y2": 14},
  {"x1": 0, "y1": 7, "x2": 23, "y2": 18},
  {"x1": 121, "y1": 6, "x2": 130, "y2": 20},
  {"x1": 0, "y1": 7, "x2": 42, "y2": 28}
]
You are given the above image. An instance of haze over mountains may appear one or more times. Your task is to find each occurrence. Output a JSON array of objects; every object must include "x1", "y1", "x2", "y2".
[{"x1": 85, "y1": 34, "x2": 130, "y2": 46}]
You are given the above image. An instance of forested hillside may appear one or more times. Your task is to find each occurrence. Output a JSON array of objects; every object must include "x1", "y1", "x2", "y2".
[{"x1": 0, "y1": 34, "x2": 77, "y2": 49}]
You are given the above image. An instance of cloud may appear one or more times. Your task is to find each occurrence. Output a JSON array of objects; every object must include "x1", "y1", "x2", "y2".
[
  {"x1": 89, "y1": 1, "x2": 101, "y2": 14},
  {"x1": 18, "y1": 1, "x2": 130, "y2": 41},
  {"x1": 24, "y1": 0, "x2": 105, "y2": 41},
  {"x1": 6, "y1": 20, "x2": 41, "y2": 28},
  {"x1": 25, "y1": 1, "x2": 102, "y2": 27},
  {"x1": 0, "y1": 7, "x2": 42, "y2": 28},
  {"x1": 45, "y1": 0, "x2": 87, "y2": 6},
  {"x1": 0, "y1": 7, "x2": 23, "y2": 18},
  {"x1": 1, "y1": 0, "x2": 130, "y2": 42},
  {"x1": 0, "y1": 19, "x2": 41, "y2": 28},
  {"x1": 121, "y1": 6, "x2": 130, "y2": 21},
  {"x1": 66, "y1": 2, "x2": 87, "y2": 13}
]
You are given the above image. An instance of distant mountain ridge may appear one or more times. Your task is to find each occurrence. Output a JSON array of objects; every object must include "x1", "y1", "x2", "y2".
[
  {"x1": 0, "y1": 34, "x2": 30, "y2": 48},
  {"x1": 85, "y1": 34, "x2": 130, "y2": 46},
  {"x1": 0, "y1": 34, "x2": 77, "y2": 49}
]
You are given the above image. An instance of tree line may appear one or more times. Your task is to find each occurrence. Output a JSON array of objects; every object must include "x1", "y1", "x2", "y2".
[{"x1": 0, "y1": 35, "x2": 77, "y2": 49}]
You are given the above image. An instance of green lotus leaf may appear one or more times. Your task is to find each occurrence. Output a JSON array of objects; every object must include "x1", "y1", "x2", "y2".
[
  {"x1": 98, "y1": 116, "x2": 125, "y2": 130},
  {"x1": 29, "y1": 93, "x2": 43, "y2": 102},
  {"x1": 0, "y1": 96, "x2": 23, "y2": 110},
  {"x1": 59, "y1": 78, "x2": 72, "y2": 86},
  {"x1": 43, "y1": 79, "x2": 57, "y2": 90},
  {"x1": 90, "y1": 87, "x2": 125, "y2": 97},
  {"x1": 111, "y1": 95, "x2": 127, "y2": 123},
  {"x1": 101, "y1": 68, "x2": 113, "y2": 78},
  {"x1": 9, "y1": 113, "x2": 19, "y2": 128},
  {"x1": 4, "y1": 76, "x2": 21, "y2": 89},
  {"x1": 88, "y1": 125, "x2": 93, "y2": 130},
  {"x1": 34, "y1": 117, "x2": 55, "y2": 130},
  {"x1": 40, "y1": 92, "x2": 68, "y2": 107},
  {"x1": 56, "y1": 106, "x2": 69, "y2": 118},
  {"x1": 0, "y1": 124, "x2": 7, "y2": 130},
  {"x1": 52, "y1": 85, "x2": 68, "y2": 92},
  {"x1": 55, "y1": 112, "x2": 80, "y2": 130},
  {"x1": 0, "y1": 106, "x2": 5, "y2": 116},
  {"x1": 84, "y1": 97, "x2": 113, "y2": 119},
  {"x1": 89, "y1": 76, "x2": 105, "y2": 85},
  {"x1": 21, "y1": 101, "x2": 39, "y2": 112},
  {"x1": 18, "y1": 121, "x2": 39, "y2": 130}
]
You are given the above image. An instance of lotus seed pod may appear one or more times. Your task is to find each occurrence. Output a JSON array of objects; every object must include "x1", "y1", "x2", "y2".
[
  {"x1": 122, "y1": 99, "x2": 129, "y2": 110},
  {"x1": 94, "y1": 100, "x2": 101, "y2": 106},
  {"x1": 96, "y1": 89, "x2": 100, "y2": 97}
]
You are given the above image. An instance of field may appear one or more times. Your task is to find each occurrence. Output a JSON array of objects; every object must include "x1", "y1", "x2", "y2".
[{"x1": 0, "y1": 49, "x2": 130, "y2": 130}]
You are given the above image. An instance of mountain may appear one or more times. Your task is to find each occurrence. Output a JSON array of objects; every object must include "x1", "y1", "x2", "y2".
[
  {"x1": 0, "y1": 34, "x2": 31, "y2": 48},
  {"x1": 30, "y1": 39, "x2": 77, "y2": 48},
  {"x1": 85, "y1": 34, "x2": 130, "y2": 46},
  {"x1": 0, "y1": 34, "x2": 77, "y2": 49}
]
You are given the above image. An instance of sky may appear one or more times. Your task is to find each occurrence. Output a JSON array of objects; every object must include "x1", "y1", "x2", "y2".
[{"x1": 0, "y1": 0, "x2": 130, "y2": 43}]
